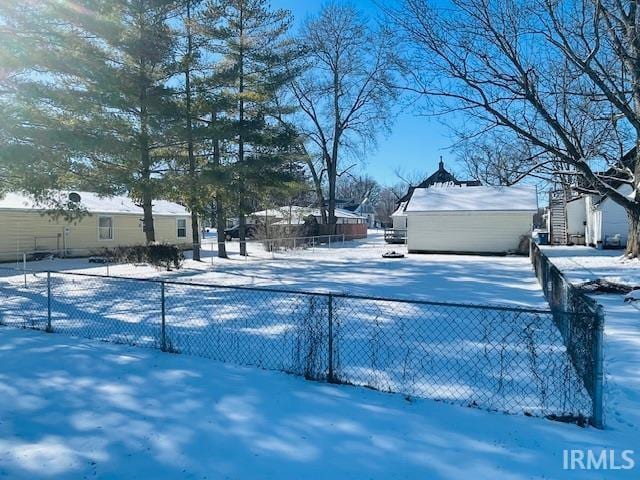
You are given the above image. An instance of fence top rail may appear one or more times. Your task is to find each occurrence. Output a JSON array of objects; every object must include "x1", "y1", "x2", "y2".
[
  {"x1": 0, "y1": 267, "x2": 564, "y2": 315},
  {"x1": 530, "y1": 242, "x2": 602, "y2": 314}
]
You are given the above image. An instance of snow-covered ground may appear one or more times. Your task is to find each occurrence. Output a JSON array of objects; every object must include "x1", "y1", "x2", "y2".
[
  {"x1": 0, "y1": 327, "x2": 638, "y2": 480},
  {"x1": 1, "y1": 231, "x2": 547, "y2": 307},
  {"x1": 541, "y1": 246, "x2": 640, "y2": 287},
  {"x1": 540, "y1": 246, "x2": 640, "y2": 462},
  {"x1": 0, "y1": 237, "x2": 638, "y2": 478},
  {"x1": 0, "y1": 232, "x2": 582, "y2": 418}
]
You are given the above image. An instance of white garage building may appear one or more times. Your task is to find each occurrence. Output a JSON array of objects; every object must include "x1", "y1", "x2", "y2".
[{"x1": 404, "y1": 186, "x2": 538, "y2": 254}]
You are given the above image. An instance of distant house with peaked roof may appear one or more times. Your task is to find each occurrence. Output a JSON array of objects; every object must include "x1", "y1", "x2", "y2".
[
  {"x1": 396, "y1": 159, "x2": 481, "y2": 207},
  {"x1": 390, "y1": 160, "x2": 481, "y2": 232}
]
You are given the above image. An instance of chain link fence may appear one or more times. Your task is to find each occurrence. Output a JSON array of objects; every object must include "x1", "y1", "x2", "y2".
[
  {"x1": 0, "y1": 232, "x2": 372, "y2": 266},
  {"x1": 0, "y1": 267, "x2": 598, "y2": 425},
  {"x1": 530, "y1": 242, "x2": 605, "y2": 427}
]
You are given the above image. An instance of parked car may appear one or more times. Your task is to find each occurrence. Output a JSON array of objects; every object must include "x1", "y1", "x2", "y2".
[{"x1": 224, "y1": 224, "x2": 258, "y2": 241}]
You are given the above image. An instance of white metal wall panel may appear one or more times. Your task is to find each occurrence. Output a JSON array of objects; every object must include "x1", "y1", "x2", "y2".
[{"x1": 407, "y1": 211, "x2": 533, "y2": 253}]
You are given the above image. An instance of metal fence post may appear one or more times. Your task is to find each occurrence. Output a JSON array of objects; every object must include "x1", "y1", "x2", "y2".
[
  {"x1": 591, "y1": 305, "x2": 605, "y2": 428},
  {"x1": 543, "y1": 256, "x2": 549, "y2": 296},
  {"x1": 46, "y1": 271, "x2": 52, "y2": 332},
  {"x1": 327, "y1": 293, "x2": 335, "y2": 383},
  {"x1": 160, "y1": 281, "x2": 167, "y2": 352}
]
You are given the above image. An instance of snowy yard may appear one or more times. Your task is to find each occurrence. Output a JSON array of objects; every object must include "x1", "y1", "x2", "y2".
[
  {"x1": 541, "y1": 246, "x2": 640, "y2": 287},
  {"x1": 0, "y1": 232, "x2": 588, "y2": 419},
  {"x1": 0, "y1": 237, "x2": 637, "y2": 478},
  {"x1": 3, "y1": 231, "x2": 547, "y2": 307},
  {"x1": 0, "y1": 327, "x2": 637, "y2": 480},
  {"x1": 540, "y1": 246, "x2": 640, "y2": 443}
]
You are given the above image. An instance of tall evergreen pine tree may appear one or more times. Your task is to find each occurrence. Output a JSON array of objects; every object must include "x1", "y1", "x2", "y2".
[
  {"x1": 201, "y1": 0, "x2": 300, "y2": 255},
  {"x1": 0, "y1": 0, "x2": 181, "y2": 243}
]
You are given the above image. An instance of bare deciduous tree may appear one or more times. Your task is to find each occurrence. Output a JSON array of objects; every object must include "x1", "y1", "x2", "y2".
[
  {"x1": 376, "y1": 184, "x2": 406, "y2": 226},
  {"x1": 389, "y1": 0, "x2": 640, "y2": 257},
  {"x1": 336, "y1": 174, "x2": 381, "y2": 205},
  {"x1": 291, "y1": 3, "x2": 397, "y2": 226},
  {"x1": 457, "y1": 134, "x2": 550, "y2": 186}
]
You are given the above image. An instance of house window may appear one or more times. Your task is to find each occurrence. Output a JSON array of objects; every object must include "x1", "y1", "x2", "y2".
[
  {"x1": 98, "y1": 216, "x2": 113, "y2": 240},
  {"x1": 177, "y1": 218, "x2": 187, "y2": 238}
]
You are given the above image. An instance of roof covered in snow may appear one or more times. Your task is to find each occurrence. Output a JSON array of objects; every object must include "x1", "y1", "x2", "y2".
[
  {"x1": 405, "y1": 186, "x2": 538, "y2": 213},
  {"x1": 0, "y1": 191, "x2": 189, "y2": 216},
  {"x1": 391, "y1": 202, "x2": 408, "y2": 217},
  {"x1": 251, "y1": 206, "x2": 366, "y2": 221}
]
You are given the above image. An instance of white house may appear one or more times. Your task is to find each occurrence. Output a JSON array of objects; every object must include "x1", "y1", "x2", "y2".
[
  {"x1": 584, "y1": 185, "x2": 633, "y2": 248},
  {"x1": 551, "y1": 150, "x2": 636, "y2": 248},
  {"x1": 353, "y1": 197, "x2": 377, "y2": 228},
  {"x1": 404, "y1": 185, "x2": 538, "y2": 254},
  {"x1": 391, "y1": 201, "x2": 408, "y2": 230},
  {"x1": 558, "y1": 184, "x2": 632, "y2": 248},
  {"x1": 565, "y1": 196, "x2": 587, "y2": 244}
]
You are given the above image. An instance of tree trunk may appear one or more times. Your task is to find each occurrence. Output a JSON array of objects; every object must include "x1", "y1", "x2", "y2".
[
  {"x1": 238, "y1": 212, "x2": 247, "y2": 256},
  {"x1": 628, "y1": 209, "x2": 640, "y2": 258},
  {"x1": 212, "y1": 114, "x2": 227, "y2": 259},
  {"x1": 237, "y1": 5, "x2": 247, "y2": 256},
  {"x1": 328, "y1": 170, "x2": 337, "y2": 229},
  {"x1": 139, "y1": 52, "x2": 155, "y2": 243},
  {"x1": 327, "y1": 151, "x2": 338, "y2": 232},
  {"x1": 216, "y1": 195, "x2": 227, "y2": 258},
  {"x1": 140, "y1": 120, "x2": 155, "y2": 243},
  {"x1": 142, "y1": 188, "x2": 155, "y2": 243},
  {"x1": 190, "y1": 210, "x2": 200, "y2": 260},
  {"x1": 328, "y1": 59, "x2": 340, "y2": 229},
  {"x1": 209, "y1": 200, "x2": 216, "y2": 229},
  {"x1": 625, "y1": 145, "x2": 640, "y2": 258},
  {"x1": 307, "y1": 158, "x2": 327, "y2": 224},
  {"x1": 185, "y1": 0, "x2": 200, "y2": 261},
  {"x1": 316, "y1": 187, "x2": 327, "y2": 224}
]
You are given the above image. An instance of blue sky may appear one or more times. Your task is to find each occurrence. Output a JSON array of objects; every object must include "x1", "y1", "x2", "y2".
[{"x1": 271, "y1": 0, "x2": 461, "y2": 185}]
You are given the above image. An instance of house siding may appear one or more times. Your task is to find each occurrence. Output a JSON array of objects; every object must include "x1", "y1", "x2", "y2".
[
  {"x1": 566, "y1": 197, "x2": 587, "y2": 236},
  {"x1": 0, "y1": 210, "x2": 192, "y2": 261},
  {"x1": 407, "y1": 211, "x2": 533, "y2": 253},
  {"x1": 392, "y1": 215, "x2": 407, "y2": 230},
  {"x1": 585, "y1": 185, "x2": 631, "y2": 247}
]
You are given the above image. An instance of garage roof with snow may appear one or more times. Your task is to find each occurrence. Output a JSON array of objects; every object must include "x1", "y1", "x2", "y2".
[
  {"x1": 0, "y1": 191, "x2": 189, "y2": 216},
  {"x1": 251, "y1": 206, "x2": 366, "y2": 222},
  {"x1": 391, "y1": 202, "x2": 408, "y2": 217},
  {"x1": 405, "y1": 186, "x2": 538, "y2": 213}
]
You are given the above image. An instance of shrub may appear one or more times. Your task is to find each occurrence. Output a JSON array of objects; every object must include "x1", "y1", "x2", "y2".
[{"x1": 101, "y1": 243, "x2": 184, "y2": 270}]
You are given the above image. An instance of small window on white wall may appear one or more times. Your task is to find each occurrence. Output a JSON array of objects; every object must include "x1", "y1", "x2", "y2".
[
  {"x1": 98, "y1": 216, "x2": 113, "y2": 240},
  {"x1": 177, "y1": 218, "x2": 187, "y2": 238}
]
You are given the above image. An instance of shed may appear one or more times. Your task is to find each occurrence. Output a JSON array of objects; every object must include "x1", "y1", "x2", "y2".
[{"x1": 404, "y1": 186, "x2": 538, "y2": 254}]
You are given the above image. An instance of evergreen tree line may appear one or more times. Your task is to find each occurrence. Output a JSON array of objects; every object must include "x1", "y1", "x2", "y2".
[{"x1": 0, "y1": 0, "x2": 315, "y2": 260}]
